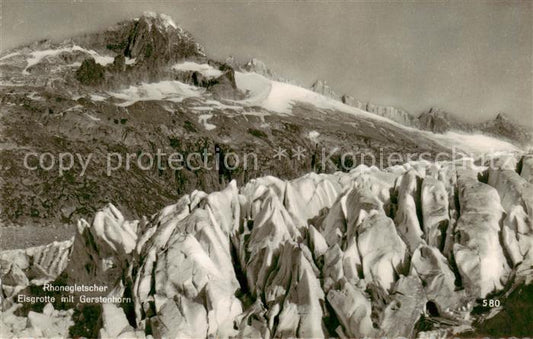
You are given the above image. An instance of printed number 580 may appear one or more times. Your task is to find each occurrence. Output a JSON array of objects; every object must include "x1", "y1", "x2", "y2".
[{"x1": 482, "y1": 299, "x2": 501, "y2": 307}]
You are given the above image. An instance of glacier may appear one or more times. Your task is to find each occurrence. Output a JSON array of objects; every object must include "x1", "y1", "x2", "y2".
[{"x1": 1, "y1": 154, "x2": 532, "y2": 338}]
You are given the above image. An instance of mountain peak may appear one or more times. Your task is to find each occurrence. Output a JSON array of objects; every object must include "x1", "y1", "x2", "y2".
[
  {"x1": 311, "y1": 79, "x2": 340, "y2": 100},
  {"x1": 138, "y1": 12, "x2": 178, "y2": 30},
  {"x1": 495, "y1": 112, "x2": 510, "y2": 122},
  {"x1": 427, "y1": 107, "x2": 447, "y2": 115},
  {"x1": 115, "y1": 12, "x2": 205, "y2": 62},
  {"x1": 246, "y1": 57, "x2": 263, "y2": 66},
  {"x1": 241, "y1": 58, "x2": 272, "y2": 77}
]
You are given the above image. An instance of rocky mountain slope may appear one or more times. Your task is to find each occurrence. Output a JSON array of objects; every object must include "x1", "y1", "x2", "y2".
[
  {"x1": 0, "y1": 13, "x2": 523, "y2": 228},
  {"x1": 1, "y1": 153, "x2": 532, "y2": 337},
  {"x1": 309, "y1": 84, "x2": 532, "y2": 146}
]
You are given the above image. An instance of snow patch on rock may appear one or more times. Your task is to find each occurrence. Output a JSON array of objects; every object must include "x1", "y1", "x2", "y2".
[
  {"x1": 198, "y1": 113, "x2": 216, "y2": 130},
  {"x1": 108, "y1": 80, "x2": 202, "y2": 106},
  {"x1": 173, "y1": 61, "x2": 223, "y2": 78}
]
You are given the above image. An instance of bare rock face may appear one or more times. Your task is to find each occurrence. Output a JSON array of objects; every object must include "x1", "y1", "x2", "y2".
[
  {"x1": 418, "y1": 107, "x2": 471, "y2": 134},
  {"x1": 341, "y1": 95, "x2": 365, "y2": 109},
  {"x1": 112, "y1": 12, "x2": 205, "y2": 64},
  {"x1": 69, "y1": 12, "x2": 208, "y2": 90},
  {"x1": 75, "y1": 58, "x2": 105, "y2": 85},
  {"x1": 365, "y1": 103, "x2": 418, "y2": 127},
  {"x1": 311, "y1": 80, "x2": 341, "y2": 101},
  {"x1": 417, "y1": 109, "x2": 532, "y2": 147},
  {"x1": 206, "y1": 67, "x2": 244, "y2": 100},
  {"x1": 240, "y1": 58, "x2": 276, "y2": 79},
  {"x1": 481, "y1": 113, "x2": 533, "y2": 147}
]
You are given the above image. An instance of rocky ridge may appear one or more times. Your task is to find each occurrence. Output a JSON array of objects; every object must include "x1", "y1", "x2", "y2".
[{"x1": 309, "y1": 83, "x2": 532, "y2": 146}]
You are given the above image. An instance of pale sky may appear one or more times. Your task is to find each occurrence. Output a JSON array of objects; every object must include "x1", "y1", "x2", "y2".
[{"x1": 1, "y1": 0, "x2": 532, "y2": 127}]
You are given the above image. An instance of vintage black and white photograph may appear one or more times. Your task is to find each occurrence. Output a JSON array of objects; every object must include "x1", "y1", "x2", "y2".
[{"x1": 0, "y1": 0, "x2": 532, "y2": 338}]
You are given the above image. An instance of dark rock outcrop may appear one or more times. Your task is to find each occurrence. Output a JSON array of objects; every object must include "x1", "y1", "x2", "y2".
[
  {"x1": 417, "y1": 107, "x2": 471, "y2": 134},
  {"x1": 480, "y1": 113, "x2": 532, "y2": 146},
  {"x1": 341, "y1": 95, "x2": 365, "y2": 109},
  {"x1": 366, "y1": 103, "x2": 419, "y2": 127},
  {"x1": 72, "y1": 12, "x2": 207, "y2": 89},
  {"x1": 311, "y1": 80, "x2": 341, "y2": 101},
  {"x1": 75, "y1": 58, "x2": 105, "y2": 85},
  {"x1": 206, "y1": 67, "x2": 244, "y2": 100}
]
